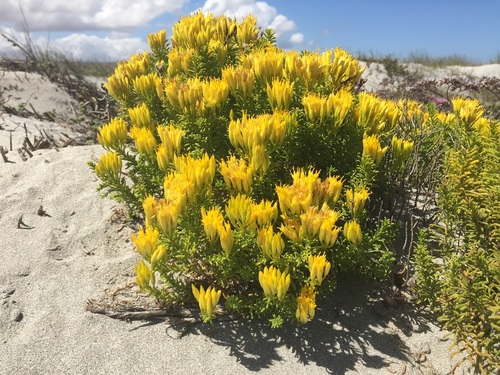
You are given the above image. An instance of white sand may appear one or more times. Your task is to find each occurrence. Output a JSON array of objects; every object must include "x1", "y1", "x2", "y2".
[{"x1": 2, "y1": 64, "x2": 492, "y2": 374}]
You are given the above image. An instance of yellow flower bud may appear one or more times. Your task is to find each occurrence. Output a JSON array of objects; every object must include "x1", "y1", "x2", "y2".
[
  {"x1": 132, "y1": 226, "x2": 159, "y2": 260},
  {"x1": 267, "y1": 78, "x2": 294, "y2": 111},
  {"x1": 308, "y1": 254, "x2": 331, "y2": 286},
  {"x1": 257, "y1": 226, "x2": 285, "y2": 262},
  {"x1": 150, "y1": 244, "x2": 168, "y2": 269},
  {"x1": 328, "y1": 88, "x2": 353, "y2": 131},
  {"x1": 330, "y1": 48, "x2": 365, "y2": 90},
  {"x1": 363, "y1": 134, "x2": 388, "y2": 165},
  {"x1": 220, "y1": 156, "x2": 253, "y2": 193},
  {"x1": 355, "y1": 92, "x2": 389, "y2": 134},
  {"x1": 258, "y1": 266, "x2": 291, "y2": 300},
  {"x1": 345, "y1": 186, "x2": 371, "y2": 217},
  {"x1": 251, "y1": 199, "x2": 278, "y2": 228},
  {"x1": 218, "y1": 222, "x2": 234, "y2": 256},
  {"x1": 201, "y1": 207, "x2": 224, "y2": 242},
  {"x1": 156, "y1": 199, "x2": 181, "y2": 235},
  {"x1": 134, "y1": 260, "x2": 155, "y2": 291},
  {"x1": 451, "y1": 97, "x2": 484, "y2": 126},
  {"x1": 142, "y1": 195, "x2": 157, "y2": 226},
  {"x1": 148, "y1": 29, "x2": 167, "y2": 54},
  {"x1": 191, "y1": 284, "x2": 222, "y2": 323},
  {"x1": 97, "y1": 118, "x2": 128, "y2": 150},
  {"x1": 130, "y1": 126, "x2": 157, "y2": 155},
  {"x1": 225, "y1": 194, "x2": 254, "y2": 230},
  {"x1": 344, "y1": 220, "x2": 362, "y2": 245},
  {"x1": 128, "y1": 103, "x2": 152, "y2": 130},
  {"x1": 296, "y1": 285, "x2": 316, "y2": 323},
  {"x1": 95, "y1": 151, "x2": 122, "y2": 180}
]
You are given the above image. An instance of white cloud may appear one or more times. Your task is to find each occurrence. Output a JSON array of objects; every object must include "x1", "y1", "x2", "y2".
[
  {"x1": 290, "y1": 33, "x2": 304, "y2": 44},
  {"x1": 200, "y1": 0, "x2": 303, "y2": 43},
  {"x1": 0, "y1": 0, "x2": 188, "y2": 31}
]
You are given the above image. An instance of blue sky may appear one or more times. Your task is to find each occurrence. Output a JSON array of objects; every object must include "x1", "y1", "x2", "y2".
[{"x1": 1, "y1": 0, "x2": 499, "y2": 62}]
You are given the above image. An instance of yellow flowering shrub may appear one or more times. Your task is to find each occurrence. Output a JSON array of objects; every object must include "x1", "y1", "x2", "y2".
[{"x1": 90, "y1": 12, "x2": 429, "y2": 327}]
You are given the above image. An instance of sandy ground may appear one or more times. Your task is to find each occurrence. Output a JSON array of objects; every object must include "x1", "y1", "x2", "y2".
[{"x1": 2, "y1": 63, "x2": 498, "y2": 374}]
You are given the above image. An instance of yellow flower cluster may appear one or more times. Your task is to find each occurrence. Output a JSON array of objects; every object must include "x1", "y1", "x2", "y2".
[
  {"x1": 174, "y1": 153, "x2": 216, "y2": 197},
  {"x1": 302, "y1": 89, "x2": 353, "y2": 131},
  {"x1": 276, "y1": 169, "x2": 319, "y2": 216},
  {"x1": 308, "y1": 254, "x2": 331, "y2": 286},
  {"x1": 259, "y1": 266, "x2": 291, "y2": 300},
  {"x1": 128, "y1": 103, "x2": 152, "y2": 130},
  {"x1": 148, "y1": 29, "x2": 167, "y2": 55},
  {"x1": 97, "y1": 118, "x2": 128, "y2": 151},
  {"x1": 344, "y1": 220, "x2": 362, "y2": 245},
  {"x1": 257, "y1": 226, "x2": 285, "y2": 261},
  {"x1": 130, "y1": 126, "x2": 157, "y2": 155},
  {"x1": 363, "y1": 134, "x2": 388, "y2": 165},
  {"x1": 220, "y1": 156, "x2": 253, "y2": 193},
  {"x1": 355, "y1": 92, "x2": 401, "y2": 134},
  {"x1": 167, "y1": 48, "x2": 194, "y2": 76},
  {"x1": 251, "y1": 199, "x2": 279, "y2": 228},
  {"x1": 345, "y1": 186, "x2": 371, "y2": 217},
  {"x1": 131, "y1": 226, "x2": 159, "y2": 259},
  {"x1": 225, "y1": 194, "x2": 254, "y2": 229},
  {"x1": 296, "y1": 285, "x2": 316, "y2": 323},
  {"x1": 299, "y1": 204, "x2": 340, "y2": 241},
  {"x1": 250, "y1": 48, "x2": 285, "y2": 85},
  {"x1": 329, "y1": 48, "x2": 366, "y2": 90},
  {"x1": 105, "y1": 52, "x2": 149, "y2": 102},
  {"x1": 133, "y1": 73, "x2": 162, "y2": 101},
  {"x1": 134, "y1": 260, "x2": 155, "y2": 290},
  {"x1": 156, "y1": 125, "x2": 184, "y2": 170},
  {"x1": 95, "y1": 151, "x2": 122, "y2": 179},
  {"x1": 228, "y1": 112, "x2": 292, "y2": 172},
  {"x1": 191, "y1": 284, "x2": 222, "y2": 323},
  {"x1": 201, "y1": 207, "x2": 233, "y2": 255},
  {"x1": 391, "y1": 135, "x2": 414, "y2": 165},
  {"x1": 451, "y1": 97, "x2": 485, "y2": 127},
  {"x1": 267, "y1": 78, "x2": 294, "y2": 111},
  {"x1": 312, "y1": 176, "x2": 344, "y2": 207},
  {"x1": 222, "y1": 66, "x2": 255, "y2": 100}
]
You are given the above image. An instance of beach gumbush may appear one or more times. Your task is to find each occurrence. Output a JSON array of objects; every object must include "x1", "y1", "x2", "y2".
[{"x1": 89, "y1": 12, "x2": 417, "y2": 327}]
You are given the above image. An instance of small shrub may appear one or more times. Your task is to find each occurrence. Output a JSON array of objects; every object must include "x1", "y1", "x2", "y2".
[{"x1": 414, "y1": 98, "x2": 500, "y2": 373}]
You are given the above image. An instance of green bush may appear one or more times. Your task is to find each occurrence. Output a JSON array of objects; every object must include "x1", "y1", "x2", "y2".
[
  {"x1": 89, "y1": 12, "x2": 410, "y2": 327},
  {"x1": 414, "y1": 99, "x2": 500, "y2": 373}
]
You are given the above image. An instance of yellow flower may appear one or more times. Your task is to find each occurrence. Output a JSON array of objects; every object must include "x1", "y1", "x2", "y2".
[
  {"x1": 225, "y1": 194, "x2": 255, "y2": 230},
  {"x1": 345, "y1": 186, "x2": 371, "y2": 217},
  {"x1": 218, "y1": 222, "x2": 234, "y2": 256},
  {"x1": 203, "y1": 78, "x2": 229, "y2": 113},
  {"x1": 164, "y1": 78, "x2": 205, "y2": 116},
  {"x1": 300, "y1": 203, "x2": 340, "y2": 239},
  {"x1": 279, "y1": 217, "x2": 301, "y2": 243},
  {"x1": 150, "y1": 244, "x2": 168, "y2": 269},
  {"x1": 330, "y1": 48, "x2": 365, "y2": 90},
  {"x1": 302, "y1": 92, "x2": 330, "y2": 124},
  {"x1": 451, "y1": 97, "x2": 484, "y2": 126},
  {"x1": 132, "y1": 226, "x2": 159, "y2": 260},
  {"x1": 105, "y1": 72, "x2": 131, "y2": 102},
  {"x1": 128, "y1": 103, "x2": 152, "y2": 130},
  {"x1": 148, "y1": 29, "x2": 167, "y2": 54},
  {"x1": 328, "y1": 88, "x2": 353, "y2": 131},
  {"x1": 318, "y1": 218, "x2": 341, "y2": 248},
  {"x1": 363, "y1": 134, "x2": 388, "y2": 165},
  {"x1": 97, "y1": 118, "x2": 128, "y2": 150},
  {"x1": 222, "y1": 66, "x2": 254, "y2": 100},
  {"x1": 142, "y1": 195, "x2": 157, "y2": 226},
  {"x1": 251, "y1": 199, "x2": 278, "y2": 228},
  {"x1": 250, "y1": 143, "x2": 270, "y2": 173},
  {"x1": 296, "y1": 285, "x2": 316, "y2": 323},
  {"x1": 312, "y1": 176, "x2": 344, "y2": 206},
  {"x1": 134, "y1": 260, "x2": 155, "y2": 291},
  {"x1": 201, "y1": 207, "x2": 225, "y2": 242},
  {"x1": 130, "y1": 126, "x2": 157, "y2": 155},
  {"x1": 344, "y1": 220, "x2": 362, "y2": 245},
  {"x1": 267, "y1": 78, "x2": 294, "y2": 111},
  {"x1": 391, "y1": 135, "x2": 414, "y2": 166},
  {"x1": 258, "y1": 266, "x2": 291, "y2": 300},
  {"x1": 95, "y1": 151, "x2": 122, "y2": 179},
  {"x1": 308, "y1": 254, "x2": 331, "y2": 286},
  {"x1": 257, "y1": 226, "x2": 285, "y2": 261},
  {"x1": 191, "y1": 284, "x2": 222, "y2": 323},
  {"x1": 157, "y1": 124, "x2": 184, "y2": 155},
  {"x1": 236, "y1": 15, "x2": 259, "y2": 46},
  {"x1": 133, "y1": 73, "x2": 161, "y2": 101},
  {"x1": 276, "y1": 169, "x2": 319, "y2": 216},
  {"x1": 164, "y1": 171, "x2": 195, "y2": 210},
  {"x1": 174, "y1": 153, "x2": 216, "y2": 198},
  {"x1": 167, "y1": 48, "x2": 194, "y2": 77},
  {"x1": 220, "y1": 156, "x2": 253, "y2": 193},
  {"x1": 355, "y1": 92, "x2": 388, "y2": 134},
  {"x1": 156, "y1": 199, "x2": 181, "y2": 235}
]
